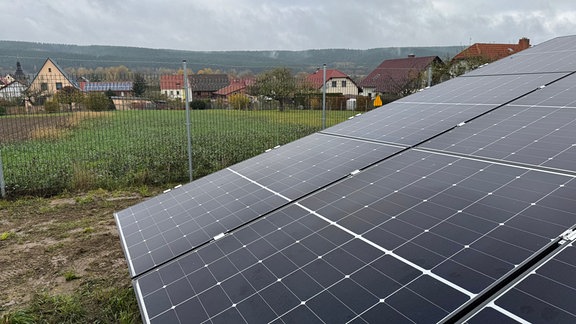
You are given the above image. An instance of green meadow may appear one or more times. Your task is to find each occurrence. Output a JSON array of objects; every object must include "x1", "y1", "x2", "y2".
[{"x1": 1, "y1": 109, "x2": 357, "y2": 197}]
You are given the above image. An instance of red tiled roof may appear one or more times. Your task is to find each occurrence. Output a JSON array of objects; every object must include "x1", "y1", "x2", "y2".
[
  {"x1": 306, "y1": 69, "x2": 350, "y2": 89},
  {"x1": 359, "y1": 56, "x2": 440, "y2": 93},
  {"x1": 215, "y1": 78, "x2": 255, "y2": 96},
  {"x1": 452, "y1": 38, "x2": 530, "y2": 61},
  {"x1": 160, "y1": 75, "x2": 184, "y2": 90}
]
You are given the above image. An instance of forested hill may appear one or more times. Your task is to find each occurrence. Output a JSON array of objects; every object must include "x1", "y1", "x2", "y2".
[{"x1": 0, "y1": 40, "x2": 463, "y2": 76}]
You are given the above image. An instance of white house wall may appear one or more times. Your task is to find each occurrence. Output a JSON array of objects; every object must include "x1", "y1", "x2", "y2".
[{"x1": 325, "y1": 77, "x2": 358, "y2": 96}]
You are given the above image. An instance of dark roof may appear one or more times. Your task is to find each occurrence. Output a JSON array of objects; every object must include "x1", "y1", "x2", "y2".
[
  {"x1": 189, "y1": 74, "x2": 230, "y2": 92},
  {"x1": 359, "y1": 56, "x2": 441, "y2": 93},
  {"x1": 14, "y1": 62, "x2": 26, "y2": 83},
  {"x1": 452, "y1": 38, "x2": 531, "y2": 61}
]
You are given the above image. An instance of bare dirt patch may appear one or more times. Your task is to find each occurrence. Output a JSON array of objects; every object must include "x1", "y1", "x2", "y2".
[
  {"x1": 0, "y1": 115, "x2": 71, "y2": 144},
  {"x1": 0, "y1": 190, "x2": 156, "y2": 320},
  {"x1": 0, "y1": 112, "x2": 112, "y2": 144}
]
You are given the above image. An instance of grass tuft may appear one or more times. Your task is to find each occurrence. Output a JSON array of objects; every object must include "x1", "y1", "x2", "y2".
[
  {"x1": 63, "y1": 269, "x2": 80, "y2": 282},
  {"x1": 0, "y1": 232, "x2": 14, "y2": 241}
]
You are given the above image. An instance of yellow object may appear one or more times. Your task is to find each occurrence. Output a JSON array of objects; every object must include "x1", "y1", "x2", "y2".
[{"x1": 373, "y1": 95, "x2": 383, "y2": 107}]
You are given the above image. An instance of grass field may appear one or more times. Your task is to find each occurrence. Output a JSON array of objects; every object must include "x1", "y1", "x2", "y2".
[{"x1": 1, "y1": 109, "x2": 357, "y2": 197}]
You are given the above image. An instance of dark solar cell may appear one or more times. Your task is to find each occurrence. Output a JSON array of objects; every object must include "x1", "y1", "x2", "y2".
[
  {"x1": 424, "y1": 73, "x2": 576, "y2": 172},
  {"x1": 470, "y1": 244, "x2": 576, "y2": 323}
]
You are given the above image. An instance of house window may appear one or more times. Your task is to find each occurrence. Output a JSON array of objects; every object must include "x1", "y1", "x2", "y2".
[
  {"x1": 331, "y1": 81, "x2": 337, "y2": 87},
  {"x1": 342, "y1": 80, "x2": 347, "y2": 87},
  {"x1": 56, "y1": 82, "x2": 63, "y2": 90},
  {"x1": 170, "y1": 90, "x2": 174, "y2": 95},
  {"x1": 48, "y1": 68, "x2": 52, "y2": 73},
  {"x1": 176, "y1": 91, "x2": 180, "y2": 95},
  {"x1": 40, "y1": 83, "x2": 48, "y2": 91}
]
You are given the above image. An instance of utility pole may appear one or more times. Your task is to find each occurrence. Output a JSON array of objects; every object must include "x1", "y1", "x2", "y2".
[
  {"x1": 322, "y1": 64, "x2": 326, "y2": 129},
  {"x1": 183, "y1": 60, "x2": 193, "y2": 181}
]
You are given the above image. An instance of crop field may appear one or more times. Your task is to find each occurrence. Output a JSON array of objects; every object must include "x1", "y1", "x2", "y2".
[{"x1": 0, "y1": 109, "x2": 357, "y2": 197}]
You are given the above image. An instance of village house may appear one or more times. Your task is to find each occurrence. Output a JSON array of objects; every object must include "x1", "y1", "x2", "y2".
[
  {"x1": 160, "y1": 75, "x2": 186, "y2": 100},
  {"x1": 27, "y1": 58, "x2": 80, "y2": 104},
  {"x1": 160, "y1": 74, "x2": 229, "y2": 100},
  {"x1": 359, "y1": 55, "x2": 443, "y2": 99},
  {"x1": 451, "y1": 37, "x2": 530, "y2": 75},
  {"x1": 0, "y1": 80, "x2": 27, "y2": 100},
  {"x1": 214, "y1": 78, "x2": 255, "y2": 99},
  {"x1": 189, "y1": 74, "x2": 230, "y2": 99},
  {"x1": 306, "y1": 69, "x2": 359, "y2": 96},
  {"x1": 0, "y1": 62, "x2": 28, "y2": 101}
]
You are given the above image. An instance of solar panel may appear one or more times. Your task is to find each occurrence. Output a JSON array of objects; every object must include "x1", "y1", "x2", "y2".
[
  {"x1": 116, "y1": 133, "x2": 402, "y2": 276},
  {"x1": 115, "y1": 35, "x2": 576, "y2": 324},
  {"x1": 423, "y1": 73, "x2": 576, "y2": 172},
  {"x1": 229, "y1": 133, "x2": 403, "y2": 200},
  {"x1": 323, "y1": 73, "x2": 565, "y2": 146},
  {"x1": 468, "y1": 241, "x2": 576, "y2": 323},
  {"x1": 133, "y1": 150, "x2": 576, "y2": 323}
]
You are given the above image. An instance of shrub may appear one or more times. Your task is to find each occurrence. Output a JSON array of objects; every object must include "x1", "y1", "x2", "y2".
[
  {"x1": 85, "y1": 93, "x2": 113, "y2": 111},
  {"x1": 190, "y1": 100, "x2": 209, "y2": 110},
  {"x1": 228, "y1": 94, "x2": 250, "y2": 110},
  {"x1": 44, "y1": 100, "x2": 61, "y2": 113}
]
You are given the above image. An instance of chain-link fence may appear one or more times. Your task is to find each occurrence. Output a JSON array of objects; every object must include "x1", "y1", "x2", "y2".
[{"x1": 0, "y1": 65, "x2": 375, "y2": 197}]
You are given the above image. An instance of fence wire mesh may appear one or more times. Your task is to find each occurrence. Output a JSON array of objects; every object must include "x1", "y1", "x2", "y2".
[{"x1": 0, "y1": 66, "x2": 374, "y2": 197}]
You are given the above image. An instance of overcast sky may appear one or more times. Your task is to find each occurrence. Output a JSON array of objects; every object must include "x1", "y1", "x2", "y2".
[{"x1": 2, "y1": 0, "x2": 575, "y2": 51}]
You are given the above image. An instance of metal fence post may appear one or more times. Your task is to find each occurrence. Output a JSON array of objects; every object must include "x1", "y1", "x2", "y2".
[
  {"x1": 183, "y1": 60, "x2": 193, "y2": 182},
  {"x1": 0, "y1": 149, "x2": 6, "y2": 198},
  {"x1": 322, "y1": 64, "x2": 326, "y2": 130}
]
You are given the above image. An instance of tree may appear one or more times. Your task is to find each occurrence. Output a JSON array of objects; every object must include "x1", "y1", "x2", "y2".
[
  {"x1": 53, "y1": 86, "x2": 84, "y2": 112},
  {"x1": 132, "y1": 74, "x2": 147, "y2": 97},
  {"x1": 449, "y1": 56, "x2": 492, "y2": 77},
  {"x1": 249, "y1": 67, "x2": 295, "y2": 111}
]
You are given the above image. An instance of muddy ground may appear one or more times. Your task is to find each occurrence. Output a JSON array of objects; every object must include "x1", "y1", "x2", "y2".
[
  {"x1": 0, "y1": 189, "x2": 154, "y2": 317},
  {"x1": 0, "y1": 115, "x2": 73, "y2": 144}
]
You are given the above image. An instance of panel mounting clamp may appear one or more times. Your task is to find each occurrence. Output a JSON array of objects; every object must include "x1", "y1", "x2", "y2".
[{"x1": 560, "y1": 228, "x2": 576, "y2": 244}]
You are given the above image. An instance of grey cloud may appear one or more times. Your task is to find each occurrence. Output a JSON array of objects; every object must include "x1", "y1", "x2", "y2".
[{"x1": 2, "y1": 0, "x2": 575, "y2": 50}]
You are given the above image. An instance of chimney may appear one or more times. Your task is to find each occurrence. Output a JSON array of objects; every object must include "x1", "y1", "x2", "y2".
[
  {"x1": 408, "y1": 54, "x2": 416, "y2": 58},
  {"x1": 518, "y1": 37, "x2": 530, "y2": 50}
]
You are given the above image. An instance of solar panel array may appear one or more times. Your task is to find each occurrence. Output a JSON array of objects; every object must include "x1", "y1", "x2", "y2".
[{"x1": 115, "y1": 35, "x2": 576, "y2": 323}]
